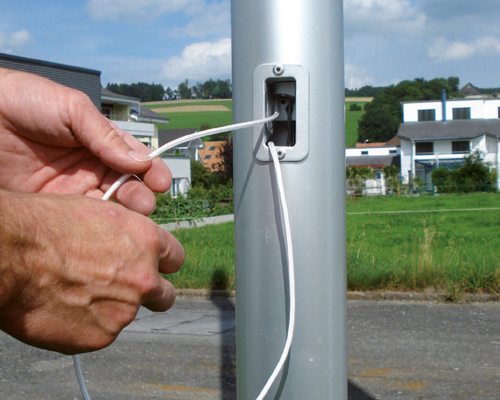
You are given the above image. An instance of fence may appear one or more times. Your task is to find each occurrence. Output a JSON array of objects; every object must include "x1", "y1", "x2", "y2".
[{"x1": 347, "y1": 182, "x2": 496, "y2": 201}]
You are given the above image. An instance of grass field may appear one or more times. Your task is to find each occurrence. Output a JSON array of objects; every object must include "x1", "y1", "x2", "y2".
[
  {"x1": 167, "y1": 192, "x2": 500, "y2": 298},
  {"x1": 346, "y1": 193, "x2": 500, "y2": 298},
  {"x1": 149, "y1": 100, "x2": 233, "y2": 132},
  {"x1": 146, "y1": 99, "x2": 366, "y2": 145}
]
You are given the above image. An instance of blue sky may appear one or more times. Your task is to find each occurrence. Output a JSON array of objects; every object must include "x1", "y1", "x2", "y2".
[{"x1": 1, "y1": 0, "x2": 500, "y2": 90}]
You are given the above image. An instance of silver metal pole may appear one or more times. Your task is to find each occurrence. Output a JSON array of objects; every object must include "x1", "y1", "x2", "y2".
[{"x1": 232, "y1": 0, "x2": 346, "y2": 399}]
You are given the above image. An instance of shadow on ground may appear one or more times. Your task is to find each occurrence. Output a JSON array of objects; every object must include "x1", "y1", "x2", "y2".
[
  {"x1": 210, "y1": 269, "x2": 237, "y2": 400},
  {"x1": 348, "y1": 380, "x2": 377, "y2": 399},
  {"x1": 208, "y1": 269, "x2": 376, "y2": 400}
]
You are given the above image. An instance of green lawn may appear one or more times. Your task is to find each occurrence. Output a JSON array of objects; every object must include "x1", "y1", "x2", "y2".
[
  {"x1": 156, "y1": 111, "x2": 233, "y2": 132},
  {"x1": 144, "y1": 99, "x2": 232, "y2": 109},
  {"x1": 345, "y1": 109, "x2": 364, "y2": 147},
  {"x1": 166, "y1": 193, "x2": 500, "y2": 298},
  {"x1": 168, "y1": 223, "x2": 235, "y2": 290}
]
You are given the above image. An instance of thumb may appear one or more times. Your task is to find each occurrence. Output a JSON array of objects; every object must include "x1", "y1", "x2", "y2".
[{"x1": 68, "y1": 93, "x2": 153, "y2": 175}]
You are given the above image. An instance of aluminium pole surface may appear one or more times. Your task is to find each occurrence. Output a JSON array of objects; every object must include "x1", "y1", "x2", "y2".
[{"x1": 232, "y1": 0, "x2": 346, "y2": 399}]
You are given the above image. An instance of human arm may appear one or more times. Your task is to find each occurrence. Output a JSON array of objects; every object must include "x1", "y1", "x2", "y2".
[{"x1": 0, "y1": 68, "x2": 184, "y2": 354}]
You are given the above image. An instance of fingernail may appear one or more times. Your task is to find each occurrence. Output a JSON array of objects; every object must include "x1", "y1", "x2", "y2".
[
  {"x1": 129, "y1": 150, "x2": 152, "y2": 162},
  {"x1": 148, "y1": 203, "x2": 157, "y2": 216}
]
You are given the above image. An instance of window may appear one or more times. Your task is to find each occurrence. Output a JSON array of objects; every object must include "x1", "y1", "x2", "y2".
[
  {"x1": 498, "y1": 107, "x2": 500, "y2": 118},
  {"x1": 204, "y1": 155, "x2": 212, "y2": 160},
  {"x1": 361, "y1": 151, "x2": 368, "y2": 155},
  {"x1": 101, "y1": 104, "x2": 114, "y2": 119},
  {"x1": 389, "y1": 150, "x2": 397, "y2": 154},
  {"x1": 415, "y1": 142, "x2": 433, "y2": 155},
  {"x1": 209, "y1": 146, "x2": 216, "y2": 151},
  {"x1": 171, "y1": 178, "x2": 180, "y2": 198},
  {"x1": 452, "y1": 141, "x2": 470, "y2": 154},
  {"x1": 452, "y1": 107, "x2": 471, "y2": 120},
  {"x1": 418, "y1": 109, "x2": 436, "y2": 122}
]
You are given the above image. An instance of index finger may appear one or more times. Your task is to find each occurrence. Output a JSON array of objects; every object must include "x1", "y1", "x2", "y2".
[{"x1": 157, "y1": 228, "x2": 185, "y2": 275}]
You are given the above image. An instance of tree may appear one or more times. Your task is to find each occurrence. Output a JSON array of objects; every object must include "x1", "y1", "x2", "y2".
[
  {"x1": 106, "y1": 82, "x2": 165, "y2": 102},
  {"x1": 178, "y1": 79, "x2": 192, "y2": 100},
  {"x1": 190, "y1": 158, "x2": 215, "y2": 189},
  {"x1": 357, "y1": 77, "x2": 461, "y2": 143},
  {"x1": 382, "y1": 165, "x2": 400, "y2": 193},
  {"x1": 165, "y1": 87, "x2": 174, "y2": 100},
  {"x1": 215, "y1": 140, "x2": 233, "y2": 182}
]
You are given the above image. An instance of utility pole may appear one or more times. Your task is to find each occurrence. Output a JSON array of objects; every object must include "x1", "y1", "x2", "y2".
[{"x1": 232, "y1": 0, "x2": 347, "y2": 399}]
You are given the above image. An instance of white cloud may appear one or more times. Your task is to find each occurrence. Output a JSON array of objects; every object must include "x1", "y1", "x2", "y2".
[
  {"x1": 87, "y1": 0, "x2": 205, "y2": 20},
  {"x1": 345, "y1": 63, "x2": 374, "y2": 89},
  {"x1": 345, "y1": 0, "x2": 426, "y2": 36},
  {"x1": 161, "y1": 38, "x2": 231, "y2": 85},
  {"x1": 0, "y1": 30, "x2": 33, "y2": 50},
  {"x1": 169, "y1": 1, "x2": 230, "y2": 38},
  {"x1": 429, "y1": 37, "x2": 500, "y2": 61}
]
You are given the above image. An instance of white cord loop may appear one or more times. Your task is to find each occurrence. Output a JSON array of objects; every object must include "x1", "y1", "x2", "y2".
[{"x1": 255, "y1": 142, "x2": 296, "y2": 400}]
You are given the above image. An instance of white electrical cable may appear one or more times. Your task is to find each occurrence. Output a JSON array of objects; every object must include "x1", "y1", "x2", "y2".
[
  {"x1": 255, "y1": 142, "x2": 296, "y2": 400},
  {"x1": 72, "y1": 354, "x2": 92, "y2": 400},
  {"x1": 73, "y1": 112, "x2": 280, "y2": 400},
  {"x1": 102, "y1": 112, "x2": 279, "y2": 201}
]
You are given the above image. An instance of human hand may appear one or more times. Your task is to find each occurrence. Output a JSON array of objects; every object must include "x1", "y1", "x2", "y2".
[
  {"x1": 0, "y1": 191, "x2": 184, "y2": 355},
  {"x1": 0, "y1": 68, "x2": 184, "y2": 354},
  {"x1": 0, "y1": 67, "x2": 170, "y2": 215}
]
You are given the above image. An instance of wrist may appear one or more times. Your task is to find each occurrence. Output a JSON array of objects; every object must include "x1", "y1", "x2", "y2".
[{"x1": 0, "y1": 189, "x2": 34, "y2": 310}]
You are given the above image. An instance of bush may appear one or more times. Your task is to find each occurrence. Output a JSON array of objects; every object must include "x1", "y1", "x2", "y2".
[
  {"x1": 151, "y1": 178, "x2": 234, "y2": 222},
  {"x1": 208, "y1": 180, "x2": 234, "y2": 215},
  {"x1": 349, "y1": 103, "x2": 362, "y2": 111},
  {"x1": 431, "y1": 150, "x2": 496, "y2": 193},
  {"x1": 431, "y1": 168, "x2": 456, "y2": 193}
]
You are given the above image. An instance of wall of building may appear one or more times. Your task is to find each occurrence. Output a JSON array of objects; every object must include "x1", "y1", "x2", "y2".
[
  {"x1": 345, "y1": 146, "x2": 399, "y2": 157},
  {"x1": 403, "y1": 98, "x2": 500, "y2": 122}
]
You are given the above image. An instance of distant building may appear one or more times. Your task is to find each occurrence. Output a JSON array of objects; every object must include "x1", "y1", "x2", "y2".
[
  {"x1": 101, "y1": 88, "x2": 169, "y2": 148},
  {"x1": 397, "y1": 92, "x2": 500, "y2": 189},
  {"x1": 198, "y1": 141, "x2": 227, "y2": 172},
  {"x1": 345, "y1": 138, "x2": 400, "y2": 195},
  {"x1": 459, "y1": 83, "x2": 483, "y2": 98}
]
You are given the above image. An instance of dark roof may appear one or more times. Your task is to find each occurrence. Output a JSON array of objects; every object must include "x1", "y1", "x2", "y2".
[
  {"x1": 0, "y1": 52, "x2": 102, "y2": 110},
  {"x1": 158, "y1": 129, "x2": 197, "y2": 148},
  {"x1": 385, "y1": 135, "x2": 401, "y2": 147},
  {"x1": 346, "y1": 155, "x2": 400, "y2": 168},
  {"x1": 397, "y1": 119, "x2": 500, "y2": 141},
  {"x1": 459, "y1": 83, "x2": 482, "y2": 97},
  {"x1": 131, "y1": 106, "x2": 169, "y2": 123},
  {"x1": 0, "y1": 52, "x2": 100, "y2": 75},
  {"x1": 101, "y1": 88, "x2": 140, "y2": 102}
]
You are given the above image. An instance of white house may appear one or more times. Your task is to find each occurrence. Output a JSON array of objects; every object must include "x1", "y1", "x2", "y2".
[
  {"x1": 398, "y1": 94, "x2": 500, "y2": 189},
  {"x1": 160, "y1": 157, "x2": 192, "y2": 198}
]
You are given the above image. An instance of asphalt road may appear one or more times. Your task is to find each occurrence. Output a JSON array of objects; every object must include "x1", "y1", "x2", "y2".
[{"x1": 1, "y1": 297, "x2": 499, "y2": 400}]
